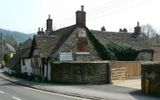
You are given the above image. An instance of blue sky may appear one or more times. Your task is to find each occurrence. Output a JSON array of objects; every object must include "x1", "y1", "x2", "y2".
[{"x1": 0, "y1": 0, "x2": 160, "y2": 33}]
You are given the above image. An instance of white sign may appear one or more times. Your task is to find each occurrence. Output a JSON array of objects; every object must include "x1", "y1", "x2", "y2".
[
  {"x1": 76, "y1": 52, "x2": 90, "y2": 55},
  {"x1": 60, "y1": 52, "x2": 72, "y2": 61}
]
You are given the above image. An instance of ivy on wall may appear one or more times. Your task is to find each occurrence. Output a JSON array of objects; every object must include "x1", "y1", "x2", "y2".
[
  {"x1": 85, "y1": 27, "x2": 117, "y2": 60},
  {"x1": 107, "y1": 42, "x2": 138, "y2": 61},
  {"x1": 85, "y1": 27, "x2": 138, "y2": 61}
]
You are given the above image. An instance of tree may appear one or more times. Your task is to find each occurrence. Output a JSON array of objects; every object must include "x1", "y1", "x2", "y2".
[
  {"x1": 3, "y1": 53, "x2": 11, "y2": 64},
  {"x1": 141, "y1": 24, "x2": 157, "y2": 37},
  {"x1": 119, "y1": 28, "x2": 123, "y2": 32},
  {"x1": 101, "y1": 26, "x2": 106, "y2": 31},
  {"x1": 119, "y1": 28, "x2": 128, "y2": 32},
  {"x1": 123, "y1": 28, "x2": 128, "y2": 33}
]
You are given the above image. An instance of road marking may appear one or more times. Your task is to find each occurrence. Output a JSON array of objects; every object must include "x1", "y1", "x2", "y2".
[
  {"x1": 25, "y1": 87, "x2": 90, "y2": 100},
  {"x1": 0, "y1": 90, "x2": 5, "y2": 93},
  {"x1": 12, "y1": 96, "x2": 22, "y2": 100}
]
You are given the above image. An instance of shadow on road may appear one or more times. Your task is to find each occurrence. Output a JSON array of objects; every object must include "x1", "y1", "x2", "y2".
[{"x1": 129, "y1": 90, "x2": 160, "y2": 100}]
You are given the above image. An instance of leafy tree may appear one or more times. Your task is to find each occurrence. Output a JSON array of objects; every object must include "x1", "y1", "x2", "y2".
[
  {"x1": 3, "y1": 53, "x2": 11, "y2": 64},
  {"x1": 119, "y1": 28, "x2": 123, "y2": 32},
  {"x1": 123, "y1": 28, "x2": 128, "y2": 33},
  {"x1": 101, "y1": 26, "x2": 106, "y2": 31},
  {"x1": 141, "y1": 24, "x2": 157, "y2": 37}
]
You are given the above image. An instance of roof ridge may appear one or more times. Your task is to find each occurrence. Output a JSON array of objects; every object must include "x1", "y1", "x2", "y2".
[{"x1": 91, "y1": 30, "x2": 133, "y2": 34}]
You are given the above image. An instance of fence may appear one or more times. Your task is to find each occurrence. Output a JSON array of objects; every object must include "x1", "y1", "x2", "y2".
[{"x1": 110, "y1": 61, "x2": 141, "y2": 80}]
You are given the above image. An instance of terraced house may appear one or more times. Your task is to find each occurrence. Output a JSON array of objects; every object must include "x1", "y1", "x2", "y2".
[
  {"x1": 5, "y1": 6, "x2": 153, "y2": 81},
  {"x1": 28, "y1": 5, "x2": 153, "y2": 80}
]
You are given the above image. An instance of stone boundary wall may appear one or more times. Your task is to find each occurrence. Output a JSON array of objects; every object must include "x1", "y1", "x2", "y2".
[
  {"x1": 141, "y1": 62, "x2": 160, "y2": 96},
  {"x1": 51, "y1": 61, "x2": 111, "y2": 84}
]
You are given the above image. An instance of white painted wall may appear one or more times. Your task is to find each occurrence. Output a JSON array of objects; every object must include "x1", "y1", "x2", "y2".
[
  {"x1": 44, "y1": 64, "x2": 47, "y2": 78},
  {"x1": 47, "y1": 62, "x2": 51, "y2": 80},
  {"x1": 21, "y1": 59, "x2": 32, "y2": 75},
  {"x1": 4, "y1": 67, "x2": 11, "y2": 74}
]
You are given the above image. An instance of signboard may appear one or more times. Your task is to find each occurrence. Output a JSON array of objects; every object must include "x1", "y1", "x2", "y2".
[
  {"x1": 76, "y1": 52, "x2": 90, "y2": 55},
  {"x1": 60, "y1": 52, "x2": 72, "y2": 61}
]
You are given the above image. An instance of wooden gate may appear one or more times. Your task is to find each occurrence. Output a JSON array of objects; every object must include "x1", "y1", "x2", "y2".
[{"x1": 111, "y1": 61, "x2": 141, "y2": 80}]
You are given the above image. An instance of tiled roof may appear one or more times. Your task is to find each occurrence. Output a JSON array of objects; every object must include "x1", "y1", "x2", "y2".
[
  {"x1": 49, "y1": 25, "x2": 76, "y2": 36},
  {"x1": 91, "y1": 30, "x2": 152, "y2": 50},
  {"x1": 5, "y1": 43, "x2": 16, "y2": 53},
  {"x1": 19, "y1": 38, "x2": 32, "y2": 49},
  {"x1": 5, "y1": 48, "x2": 29, "y2": 69},
  {"x1": 34, "y1": 35, "x2": 59, "y2": 58},
  {"x1": 21, "y1": 47, "x2": 31, "y2": 58},
  {"x1": 49, "y1": 25, "x2": 77, "y2": 56},
  {"x1": 31, "y1": 25, "x2": 77, "y2": 58}
]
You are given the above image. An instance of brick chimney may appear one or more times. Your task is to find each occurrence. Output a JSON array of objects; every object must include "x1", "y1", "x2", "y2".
[
  {"x1": 134, "y1": 22, "x2": 141, "y2": 35},
  {"x1": 37, "y1": 27, "x2": 45, "y2": 35},
  {"x1": 46, "y1": 15, "x2": 53, "y2": 35},
  {"x1": 76, "y1": 5, "x2": 86, "y2": 27}
]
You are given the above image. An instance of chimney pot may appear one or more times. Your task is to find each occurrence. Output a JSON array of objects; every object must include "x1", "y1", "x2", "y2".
[
  {"x1": 38, "y1": 27, "x2": 40, "y2": 31},
  {"x1": 137, "y1": 21, "x2": 139, "y2": 26},
  {"x1": 48, "y1": 14, "x2": 51, "y2": 19},
  {"x1": 41, "y1": 28, "x2": 43, "y2": 31},
  {"x1": 81, "y1": 5, "x2": 84, "y2": 11},
  {"x1": 76, "y1": 5, "x2": 86, "y2": 27}
]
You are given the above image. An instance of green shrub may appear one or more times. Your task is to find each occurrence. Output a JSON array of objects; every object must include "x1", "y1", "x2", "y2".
[{"x1": 3, "y1": 53, "x2": 11, "y2": 64}]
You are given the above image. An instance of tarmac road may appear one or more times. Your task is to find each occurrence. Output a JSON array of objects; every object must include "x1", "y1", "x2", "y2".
[{"x1": 0, "y1": 78, "x2": 89, "y2": 100}]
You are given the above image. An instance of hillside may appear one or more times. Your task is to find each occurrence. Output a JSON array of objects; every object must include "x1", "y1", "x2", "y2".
[{"x1": 0, "y1": 28, "x2": 35, "y2": 43}]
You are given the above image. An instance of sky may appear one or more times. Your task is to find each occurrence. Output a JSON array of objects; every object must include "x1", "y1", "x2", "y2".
[{"x1": 0, "y1": 0, "x2": 160, "y2": 33}]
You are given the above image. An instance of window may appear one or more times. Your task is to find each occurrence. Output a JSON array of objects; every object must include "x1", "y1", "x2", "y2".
[{"x1": 22, "y1": 59, "x2": 25, "y2": 65}]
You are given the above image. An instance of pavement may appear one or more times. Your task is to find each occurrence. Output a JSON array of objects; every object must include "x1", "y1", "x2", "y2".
[
  {"x1": 112, "y1": 78, "x2": 141, "y2": 89},
  {"x1": 0, "y1": 69, "x2": 160, "y2": 100}
]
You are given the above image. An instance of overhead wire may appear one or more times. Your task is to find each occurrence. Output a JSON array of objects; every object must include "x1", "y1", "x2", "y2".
[
  {"x1": 55, "y1": 0, "x2": 133, "y2": 24},
  {"x1": 87, "y1": 0, "x2": 134, "y2": 16},
  {"x1": 87, "y1": 0, "x2": 152, "y2": 24},
  {"x1": 54, "y1": 0, "x2": 152, "y2": 29}
]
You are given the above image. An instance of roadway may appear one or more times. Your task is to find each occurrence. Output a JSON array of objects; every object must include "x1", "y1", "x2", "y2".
[{"x1": 0, "y1": 78, "x2": 89, "y2": 100}]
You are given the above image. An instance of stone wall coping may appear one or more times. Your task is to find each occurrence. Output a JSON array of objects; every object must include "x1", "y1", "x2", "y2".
[
  {"x1": 141, "y1": 61, "x2": 160, "y2": 65},
  {"x1": 52, "y1": 61, "x2": 110, "y2": 64}
]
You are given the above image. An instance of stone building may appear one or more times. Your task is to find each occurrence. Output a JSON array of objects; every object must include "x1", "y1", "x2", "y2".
[
  {"x1": 4, "y1": 39, "x2": 32, "y2": 76},
  {"x1": 150, "y1": 35, "x2": 160, "y2": 61},
  {"x1": 30, "y1": 6, "x2": 101, "y2": 79},
  {"x1": 152, "y1": 44, "x2": 160, "y2": 61},
  {"x1": 91, "y1": 22, "x2": 153, "y2": 61},
  {"x1": 4, "y1": 48, "x2": 29, "y2": 75},
  {"x1": 0, "y1": 42, "x2": 16, "y2": 59},
  {"x1": 29, "y1": 5, "x2": 153, "y2": 80},
  {"x1": 30, "y1": 35, "x2": 59, "y2": 79}
]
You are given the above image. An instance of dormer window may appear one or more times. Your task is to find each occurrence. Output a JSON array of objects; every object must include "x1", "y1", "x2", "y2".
[{"x1": 33, "y1": 48, "x2": 39, "y2": 56}]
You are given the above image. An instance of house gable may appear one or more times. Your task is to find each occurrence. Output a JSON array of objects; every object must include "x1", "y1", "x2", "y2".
[
  {"x1": 30, "y1": 35, "x2": 59, "y2": 58},
  {"x1": 52, "y1": 27, "x2": 101, "y2": 61}
]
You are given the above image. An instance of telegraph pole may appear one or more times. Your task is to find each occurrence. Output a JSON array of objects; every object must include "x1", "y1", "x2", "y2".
[{"x1": 1, "y1": 32, "x2": 3, "y2": 67}]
